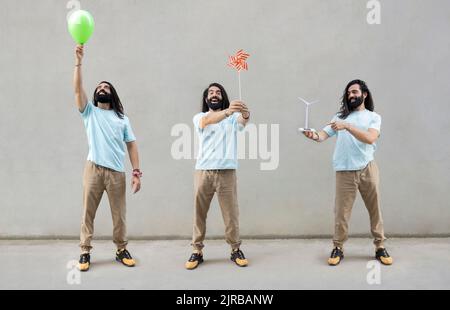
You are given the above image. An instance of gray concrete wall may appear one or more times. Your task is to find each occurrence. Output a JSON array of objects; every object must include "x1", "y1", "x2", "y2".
[{"x1": 0, "y1": 0, "x2": 449, "y2": 238}]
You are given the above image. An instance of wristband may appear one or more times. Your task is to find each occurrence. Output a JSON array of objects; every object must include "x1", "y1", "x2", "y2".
[{"x1": 132, "y1": 169, "x2": 143, "y2": 178}]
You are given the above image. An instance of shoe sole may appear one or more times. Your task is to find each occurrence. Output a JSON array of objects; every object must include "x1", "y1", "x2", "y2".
[
  {"x1": 376, "y1": 257, "x2": 393, "y2": 266},
  {"x1": 234, "y1": 263, "x2": 248, "y2": 267},
  {"x1": 186, "y1": 259, "x2": 204, "y2": 270},
  {"x1": 115, "y1": 257, "x2": 135, "y2": 267},
  {"x1": 328, "y1": 256, "x2": 344, "y2": 266},
  {"x1": 78, "y1": 263, "x2": 90, "y2": 272},
  {"x1": 231, "y1": 259, "x2": 248, "y2": 267}
]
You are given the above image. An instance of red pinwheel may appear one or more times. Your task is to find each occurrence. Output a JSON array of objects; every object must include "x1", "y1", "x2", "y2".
[
  {"x1": 228, "y1": 49, "x2": 250, "y2": 72},
  {"x1": 227, "y1": 49, "x2": 250, "y2": 99}
]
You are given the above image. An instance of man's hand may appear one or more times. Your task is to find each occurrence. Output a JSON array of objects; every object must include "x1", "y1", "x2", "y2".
[
  {"x1": 236, "y1": 101, "x2": 250, "y2": 125},
  {"x1": 240, "y1": 102, "x2": 250, "y2": 119},
  {"x1": 303, "y1": 130, "x2": 319, "y2": 141},
  {"x1": 227, "y1": 100, "x2": 243, "y2": 114},
  {"x1": 328, "y1": 121, "x2": 348, "y2": 131},
  {"x1": 75, "y1": 45, "x2": 84, "y2": 65},
  {"x1": 131, "y1": 176, "x2": 141, "y2": 194}
]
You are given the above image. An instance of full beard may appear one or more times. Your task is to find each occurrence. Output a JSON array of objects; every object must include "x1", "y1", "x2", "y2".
[
  {"x1": 207, "y1": 98, "x2": 223, "y2": 111},
  {"x1": 348, "y1": 96, "x2": 363, "y2": 110},
  {"x1": 95, "y1": 92, "x2": 112, "y2": 104}
]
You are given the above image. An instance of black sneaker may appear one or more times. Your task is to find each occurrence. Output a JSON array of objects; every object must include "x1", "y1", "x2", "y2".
[
  {"x1": 230, "y1": 249, "x2": 248, "y2": 267},
  {"x1": 185, "y1": 252, "x2": 204, "y2": 270},
  {"x1": 115, "y1": 249, "x2": 136, "y2": 267},
  {"x1": 376, "y1": 248, "x2": 393, "y2": 265},
  {"x1": 78, "y1": 253, "x2": 90, "y2": 271},
  {"x1": 328, "y1": 247, "x2": 344, "y2": 266}
]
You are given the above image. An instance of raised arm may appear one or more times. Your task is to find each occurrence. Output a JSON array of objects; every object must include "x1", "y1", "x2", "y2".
[
  {"x1": 73, "y1": 45, "x2": 88, "y2": 113},
  {"x1": 199, "y1": 101, "x2": 242, "y2": 129}
]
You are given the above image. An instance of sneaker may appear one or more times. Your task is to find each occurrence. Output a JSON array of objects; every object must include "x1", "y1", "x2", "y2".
[
  {"x1": 115, "y1": 249, "x2": 135, "y2": 267},
  {"x1": 230, "y1": 249, "x2": 248, "y2": 267},
  {"x1": 376, "y1": 248, "x2": 393, "y2": 265},
  {"x1": 78, "y1": 253, "x2": 90, "y2": 272},
  {"x1": 185, "y1": 252, "x2": 204, "y2": 270},
  {"x1": 328, "y1": 247, "x2": 344, "y2": 266}
]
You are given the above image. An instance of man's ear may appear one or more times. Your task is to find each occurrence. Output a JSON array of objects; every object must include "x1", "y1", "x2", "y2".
[{"x1": 363, "y1": 92, "x2": 368, "y2": 100}]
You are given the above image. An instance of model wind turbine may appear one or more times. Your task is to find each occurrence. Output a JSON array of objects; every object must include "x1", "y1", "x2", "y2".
[{"x1": 298, "y1": 96, "x2": 319, "y2": 133}]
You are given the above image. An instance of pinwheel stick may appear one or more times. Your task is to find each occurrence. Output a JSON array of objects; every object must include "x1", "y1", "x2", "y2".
[
  {"x1": 305, "y1": 104, "x2": 309, "y2": 129},
  {"x1": 238, "y1": 71, "x2": 242, "y2": 100},
  {"x1": 228, "y1": 49, "x2": 249, "y2": 101}
]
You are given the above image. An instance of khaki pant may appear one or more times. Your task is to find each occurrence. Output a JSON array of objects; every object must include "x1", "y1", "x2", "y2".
[
  {"x1": 333, "y1": 161, "x2": 386, "y2": 249},
  {"x1": 80, "y1": 161, "x2": 127, "y2": 253},
  {"x1": 192, "y1": 170, "x2": 241, "y2": 251}
]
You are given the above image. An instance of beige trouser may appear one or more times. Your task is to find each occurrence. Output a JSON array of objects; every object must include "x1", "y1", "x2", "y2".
[
  {"x1": 80, "y1": 161, "x2": 127, "y2": 253},
  {"x1": 192, "y1": 170, "x2": 241, "y2": 251},
  {"x1": 333, "y1": 161, "x2": 386, "y2": 249}
]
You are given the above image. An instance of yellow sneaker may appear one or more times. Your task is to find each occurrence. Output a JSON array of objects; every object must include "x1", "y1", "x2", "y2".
[
  {"x1": 116, "y1": 249, "x2": 136, "y2": 267},
  {"x1": 376, "y1": 248, "x2": 393, "y2": 265},
  {"x1": 328, "y1": 247, "x2": 344, "y2": 266},
  {"x1": 78, "y1": 253, "x2": 90, "y2": 272},
  {"x1": 185, "y1": 252, "x2": 204, "y2": 270},
  {"x1": 231, "y1": 249, "x2": 248, "y2": 267}
]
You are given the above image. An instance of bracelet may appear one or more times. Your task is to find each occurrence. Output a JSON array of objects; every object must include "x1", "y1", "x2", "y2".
[
  {"x1": 224, "y1": 110, "x2": 231, "y2": 117},
  {"x1": 132, "y1": 169, "x2": 143, "y2": 178},
  {"x1": 75, "y1": 64, "x2": 82, "y2": 67},
  {"x1": 243, "y1": 112, "x2": 250, "y2": 120}
]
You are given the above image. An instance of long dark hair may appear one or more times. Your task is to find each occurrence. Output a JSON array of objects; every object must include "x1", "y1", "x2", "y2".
[
  {"x1": 201, "y1": 83, "x2": 230, "y2": 112},
  {"x1": 338, "y1": 79, "x2": 374, "y2": 119},
  {"x1": 93, "y1": 81, "x2": 125, "y2": 119}
]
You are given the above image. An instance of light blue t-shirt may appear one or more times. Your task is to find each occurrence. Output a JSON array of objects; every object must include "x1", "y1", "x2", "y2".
[
  {"x1": 193, "y1": 112, "x2": 245, "y2": 170},
  {"x1": 323, "y1": 109, "x2": 381, "y2": 171},
  {"x1": 80, "y1": 102, "x2": 136, "y2": 172}
]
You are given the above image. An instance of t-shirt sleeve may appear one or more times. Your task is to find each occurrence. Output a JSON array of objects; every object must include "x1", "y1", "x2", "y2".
[
  {"x1": 369, "y1": 113, "x2": 381, "y2": 133},
  {"x1": 193, "y1": 112, "x2": 206, "y2": 133},
  {"x1": 124, "y1": 117, "x2": 136, "y2": 142},
  {"x1": 80, "y1": 101, "x2": 93, "y2": 118},
  {"x1": 322, "y1": 115, "x2": 338, "y2": 137}
]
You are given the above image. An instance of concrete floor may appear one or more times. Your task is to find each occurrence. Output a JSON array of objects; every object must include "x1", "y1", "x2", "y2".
[{"x1": 0, "y1": 238, "x2": 449, "y2": 290}]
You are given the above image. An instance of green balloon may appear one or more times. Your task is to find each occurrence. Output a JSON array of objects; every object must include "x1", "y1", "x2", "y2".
[{"x1": 68, "y1": 10, "x2": 95, "y2": 44}]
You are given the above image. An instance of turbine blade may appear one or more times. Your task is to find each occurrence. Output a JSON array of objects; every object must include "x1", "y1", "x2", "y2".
[{"x1": 298, "y1": 97, "x2": 310, "y2": 105}]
